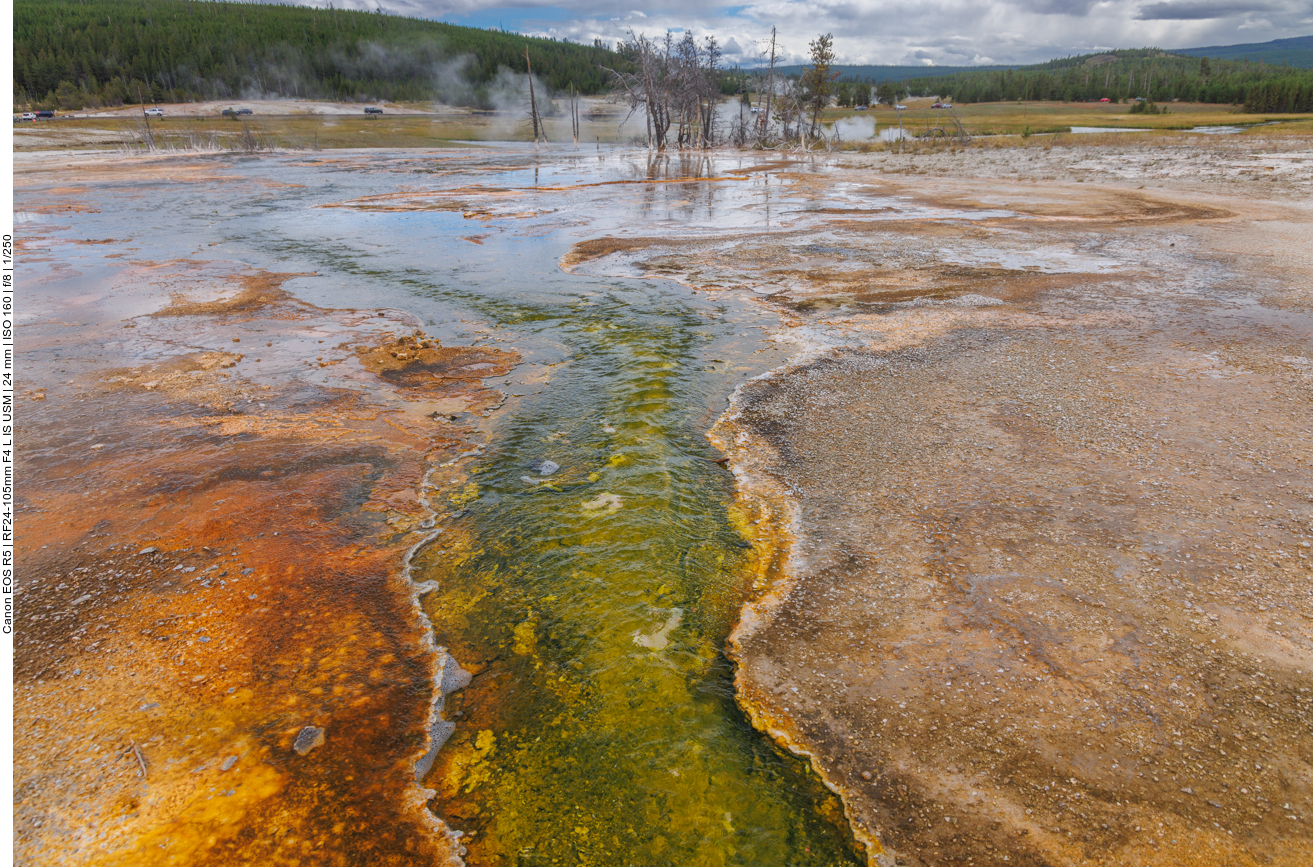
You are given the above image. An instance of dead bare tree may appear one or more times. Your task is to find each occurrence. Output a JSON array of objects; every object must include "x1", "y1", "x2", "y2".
[
  {"x1": 773, "y1": 77, "x2": 803, "y2": 145},
  {"x1": 757, "y1": 27, "x2": 778, "y2": 147},
  {"x1": 570, "y1": 83, "x2": 580, "y2": 145},
  {"x1": 603, "y1": 30, "x2": 722, "y2": 151},
  {"x1": 526, "y1": 48, "x2": 544, "y2": 144}
]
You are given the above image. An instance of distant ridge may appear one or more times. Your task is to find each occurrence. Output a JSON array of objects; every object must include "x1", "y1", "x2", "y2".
[
  {"x1": 776, "y1": 35, "x2": 1313, "y2": 80},
  {"x1": 804, "y1": 45, "x2": 1312, "y2": 113},
  {"x1": 1172, "y1": 35, "x2": 1313, "y2": 68},
  {"x1": 776, "y1": 64, "x2": 1019, "y2": 82}
]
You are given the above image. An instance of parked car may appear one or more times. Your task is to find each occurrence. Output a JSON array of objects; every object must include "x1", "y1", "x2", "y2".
[
  {"x1": 237, "y1": 108, "x2": 253, "y2": 115},
  {"x1": 1099, "y1": 97, "x2": 1112, "y2": 103},
  {"x1": 855, "y1": 105, "x2": 868, "y2": 111},
  {"x1": 36, "y1": 110, "x2": 55, "y2": 119},
  {"x1": 364, "y1": 106, "x2": 384, "y2": 115},
  {"x1": 18, "y1": 112, "x2": 36, "y2": 122},
  {"x1": 895, "y1": 104, "x2": 907, "y2": 110},
  {"x1": 144, "y1": 107, "x2": 164, "y2": 117},
  {"x1": 222, "y1": 108, "x2": 239, "y2": 117},
  {"x1": 931, "y1": 102, "x2": 952, "y2": 109}
]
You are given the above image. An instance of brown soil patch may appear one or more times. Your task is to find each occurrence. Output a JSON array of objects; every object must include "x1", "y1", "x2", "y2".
[
  {"x1": 151, "y1": 272, "x2": 314, "y2": 318},
  {"x1": 561, "y1": 235, "x2": 683, "y2": 271},
  {"x1": 356, "y1": 333, "x2": 517, "y2": 402}
]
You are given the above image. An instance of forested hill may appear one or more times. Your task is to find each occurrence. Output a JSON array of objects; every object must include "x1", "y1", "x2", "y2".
[
  {"x1": 13, "y1": 0, "x2": 631, "y2": 109},
  {"x1": 898, "y1": 48, "x2": 1313, "y2": 112},
  {"x1": 1173, "y1": 35, "x2": 1313, "y2": 67}
]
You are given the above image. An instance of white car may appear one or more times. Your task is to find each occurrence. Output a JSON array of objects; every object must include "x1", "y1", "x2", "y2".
[
  {"x1": 19, "y1": 112, "x2": 36, "y2": 122},
  {"x1": 144, "y1": 107, "x2": 164, "y2": 118}
]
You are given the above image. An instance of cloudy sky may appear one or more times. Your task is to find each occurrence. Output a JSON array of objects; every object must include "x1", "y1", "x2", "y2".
[{"x1": 301, "y1": 1, "x2": 1311, "y2": 66}]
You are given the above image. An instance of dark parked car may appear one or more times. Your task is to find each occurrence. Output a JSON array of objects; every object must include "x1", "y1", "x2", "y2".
[
  {"x1": 236, "y1": 108, "x2": 253, "y2": 115},
  {"x1": 364, "y1": 107, "x2": 384, "y2": 115},
  {"x1": 36, "y1": 110, "x2": 55, "y2": 119}
]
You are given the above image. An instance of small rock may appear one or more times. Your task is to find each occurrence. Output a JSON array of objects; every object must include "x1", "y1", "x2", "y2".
[
  {"x1": 139, "y1": 547, "x2": 157, "y2": 555},
  {"x1": 862, "y1": 771, "x2": 873, "y2": 781},
  {"x1": 582, "y1": 492, "x2": 623, "y2": 513},
  {"x1": 220, "y1": 756, "x2": 239, "y2": 771},
  {"x1": 537, "y1": 460, "x2": 560, "y2": 476},
  {"x1": 293, "y1": 726, "x2": 326, "y2": 756}
]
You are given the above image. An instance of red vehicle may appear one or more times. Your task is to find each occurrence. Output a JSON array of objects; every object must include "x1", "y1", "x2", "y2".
[{"x1": 1099, "y1": 97, "x2": 1111, "y2": 103}]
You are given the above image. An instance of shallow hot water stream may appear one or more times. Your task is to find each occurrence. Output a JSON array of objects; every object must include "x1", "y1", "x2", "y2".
[
  {"x1": 361, "y1": 155, "x2": 861, "y2": 865},
  {"x1": 413, "y1": 284, "x2": 859, "y2": 865},
  {"x1": 20, "y1": 148, "x2": 863, "y2": 864}
]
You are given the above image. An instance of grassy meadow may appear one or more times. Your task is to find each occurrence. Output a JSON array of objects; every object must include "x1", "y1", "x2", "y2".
[
  {"x1": 821, "y1": 98, "x2": 1310, "y2": 136},
  {"x1": 12, "y1": 98, "x2": 1313, "y2": 153}
]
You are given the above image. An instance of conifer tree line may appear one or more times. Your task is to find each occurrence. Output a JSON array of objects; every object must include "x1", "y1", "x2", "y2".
[
  {"x1": 888, "y1": 49, "x2": 1312, "y2": 113},
  {"x1": 13, "y1": 0, "x2": 632, "y2": 109},
  {"x1": 15, "y1": 0, "x2": 1311, "y2": 115}
]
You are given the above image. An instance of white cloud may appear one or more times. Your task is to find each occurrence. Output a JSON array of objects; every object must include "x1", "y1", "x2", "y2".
[{"x1": 282, "y1": 0, "x2": 1313, "y2": 65}]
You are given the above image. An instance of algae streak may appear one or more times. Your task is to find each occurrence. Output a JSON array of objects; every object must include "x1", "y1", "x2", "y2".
[{"x1": 414, "y1": 289, "x2": 862, "y2": 866}]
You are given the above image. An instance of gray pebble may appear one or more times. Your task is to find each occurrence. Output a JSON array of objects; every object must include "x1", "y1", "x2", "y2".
[{"x1": 293, "y1": 726, "x2": 326, "y2": 756}]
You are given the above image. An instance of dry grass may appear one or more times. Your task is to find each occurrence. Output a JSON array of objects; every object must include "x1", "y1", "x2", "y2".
[
  {"x1": 13, "y1": 111, "x2": 629, "y2": 152},
  {"x1": 20, "y1": 114, "x2": 487, "y2": 152},
  {"x1": 824, "y1": 99, "x2": 1311, "y2": 136},
  {"x1": 17, "y1": 99, "x2": 1313, "y2": 154}
]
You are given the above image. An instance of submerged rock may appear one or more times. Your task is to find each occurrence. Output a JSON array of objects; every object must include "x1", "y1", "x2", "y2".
[
  {"x1": 582, "y1": 492, "x2": 623, "y2": 513},
  {"x1": 536, "y1": 460, "x2": 560, "y2": 476},
  {"x1": 633, "y1": 609, "x2": 683, "y2": 650},
  {"x1": 292, "y1": 726, "x2": 326, "y2": 756}
]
